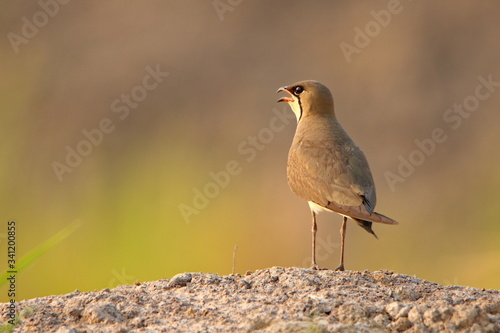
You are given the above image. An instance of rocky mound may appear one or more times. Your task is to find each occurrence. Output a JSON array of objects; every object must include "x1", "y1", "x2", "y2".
[{"x1": 1, "y1": 267, "x2": 499, "y2": 332}]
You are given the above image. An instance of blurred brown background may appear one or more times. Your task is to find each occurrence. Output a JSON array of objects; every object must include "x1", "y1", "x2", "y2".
[{"x1": 1, "y1": 1, "x2": 499, "y2": 301}]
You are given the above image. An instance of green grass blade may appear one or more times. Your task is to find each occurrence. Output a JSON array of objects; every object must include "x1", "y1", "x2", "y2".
[{"x1": 0, "y1": 220, "x2": 81, "y2": 287}]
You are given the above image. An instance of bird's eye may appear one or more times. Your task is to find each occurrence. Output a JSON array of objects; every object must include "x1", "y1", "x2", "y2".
[{"x1": 293, "y1": 86, "x2": 304, "y2": 96}]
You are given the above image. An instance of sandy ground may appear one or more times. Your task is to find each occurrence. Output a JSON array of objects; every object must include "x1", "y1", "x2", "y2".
[{"x1": 1, "y1": 267, "x2": 499, "y2": 332}]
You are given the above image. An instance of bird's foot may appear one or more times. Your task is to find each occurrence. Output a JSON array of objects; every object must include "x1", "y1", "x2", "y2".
[
  {"x1": 334, "y1": 264, "x2": 345, "y2": 271},
  {"x1": 309, "y1": 264, "x2": 328, "y2": 271}
]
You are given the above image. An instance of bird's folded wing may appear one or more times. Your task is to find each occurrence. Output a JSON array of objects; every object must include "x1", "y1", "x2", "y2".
[
  {"x1": 288, "y1": 139, "x2": 375, "y2": 209},
  {"x1": 288, "y1": 140, "x2": 398, "y2": 225}
]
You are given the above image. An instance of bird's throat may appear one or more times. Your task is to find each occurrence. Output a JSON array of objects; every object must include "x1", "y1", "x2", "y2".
[{"x1": 287, "y1": 99, "x2": 303, "y2": 122}]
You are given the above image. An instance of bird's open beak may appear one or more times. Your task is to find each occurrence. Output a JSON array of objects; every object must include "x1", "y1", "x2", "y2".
[{"x1": 277, "y1": 86, "x2": 295, "y2": 103}]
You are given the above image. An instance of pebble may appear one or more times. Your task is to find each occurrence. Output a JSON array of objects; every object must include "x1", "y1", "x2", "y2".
[{"x1": 167, "y1": 273, "x2": 192, "y2": 288}]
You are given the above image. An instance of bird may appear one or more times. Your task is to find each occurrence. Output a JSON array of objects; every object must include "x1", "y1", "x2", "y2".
[{"x1": 277, "y1": 80, "x2": 398, "y2": 271}]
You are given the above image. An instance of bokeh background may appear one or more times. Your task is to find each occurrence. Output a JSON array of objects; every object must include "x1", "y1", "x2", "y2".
[{"x1": 1, "y1": 1, "x2": 499, "y2": 301}]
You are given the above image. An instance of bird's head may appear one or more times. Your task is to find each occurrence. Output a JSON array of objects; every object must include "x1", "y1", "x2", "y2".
[{"x1": 277, "y1": 80, "x2": 335, "y2": 121}]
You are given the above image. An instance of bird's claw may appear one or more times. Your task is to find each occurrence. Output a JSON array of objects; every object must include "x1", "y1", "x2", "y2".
[{"x1": 310, "y1": 264, "x2": 328, "y2": 271}]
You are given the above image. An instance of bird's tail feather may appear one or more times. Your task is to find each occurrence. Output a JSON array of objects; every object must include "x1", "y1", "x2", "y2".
[
  {"x1": 353, "y1": 218, "x2": 378, "y2": 239},
  {"x1": 324, "y1": 201, "x2": 399, "y2": 225}
]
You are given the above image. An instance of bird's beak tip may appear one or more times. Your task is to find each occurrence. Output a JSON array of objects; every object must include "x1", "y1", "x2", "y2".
[
  {"x1": 276, "y1": 86, "x2": 293, "y2": 103},
  {"x1": 276, "y1": 86, "x2": 286, "y2": 93}
]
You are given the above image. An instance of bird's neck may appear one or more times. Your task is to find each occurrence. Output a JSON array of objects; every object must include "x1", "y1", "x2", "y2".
[{"x1": 294, "y1": 114, "x2": 343, "y2": 143}]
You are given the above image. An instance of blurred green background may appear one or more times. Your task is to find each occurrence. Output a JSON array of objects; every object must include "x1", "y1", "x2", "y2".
[{"x1": 1, "y1": 1, "x2": 499, "y2": 301}]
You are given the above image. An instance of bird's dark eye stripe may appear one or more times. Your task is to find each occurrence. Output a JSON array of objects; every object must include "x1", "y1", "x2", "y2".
[{"x1": 293, "y1": 86, "x2": 304, "y2": 96}]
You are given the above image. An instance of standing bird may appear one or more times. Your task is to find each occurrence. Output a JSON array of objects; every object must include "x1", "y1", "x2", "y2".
[{"x1": 277, "y1": 80, "x2": 398, "y2": 271}]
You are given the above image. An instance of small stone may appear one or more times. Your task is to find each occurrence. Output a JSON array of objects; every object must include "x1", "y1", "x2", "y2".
[
  {"x1": 424, "y1": 308, "x2": 441, "y2": 323},
  {"x1": 167, "y1": 273, "x2": 192, "y2": 288},
  {"x1": 374, "y1": 313, "x2": 390, "y2": 326},
  {"x1": 67, "y1": 308, "x2": 83, "y2": 318},
  {"x1": 56, "y1": 327, "x2": 76, "y2": 333},
  {"x1": 398, "y1": 305, "x2": 413, "y2": 318},
  {"x1": 64, "y1": 290, "x2": 81, "y2": 299},
  {"x1": 337, "y1": 303, "x2": 366, "y2": 323},
  {"x1": 470, "y1": 323, "x2": 485, "y2": 332},
  {"x1": 239, "y1": 279, "x2": 252, "y2": 289},
  {"x1": 316, "y1": 319, "x2": 329, "y2": 329},
  {"x1": 408, "y1": 306, "x2": 423, "y2": 323},
  {"x1": 83, "y1": 304, "x2": 122, "y2": 324},
  {"x1": 439, "y1": 307, "x2": 455, "y2": 321},
  {"x1": 391, "y1": 317, "x2": 412, "y2": 331},
  {"x1": 484, "y1": 323, "x2": 498, "y2": 332},
  {"x1": 385, "y1": 302, "x2": 403, "y2": 319},
  {"x1": 394, "y1": 286, "x2": 421, "y2": 301}
]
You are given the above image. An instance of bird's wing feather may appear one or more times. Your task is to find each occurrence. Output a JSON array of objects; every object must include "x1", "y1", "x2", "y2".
[
  {"x1": 288, "y1": 138, "x2": 397, "y2": 224},
  {"x1": 288, "y1": 138, "x2": 373, "y2": 205}
]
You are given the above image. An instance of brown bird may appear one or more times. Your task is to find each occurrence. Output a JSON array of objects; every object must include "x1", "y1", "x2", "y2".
[{"x1": 277, "y1": 80, "x2": 398, "y2": 271}]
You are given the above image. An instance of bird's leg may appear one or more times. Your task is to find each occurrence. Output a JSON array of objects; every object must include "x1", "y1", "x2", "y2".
[
  {"x1": 310, "y1": 210, "x2": 320, "y2": 270},
  {"x1": 335, "y1": 216, "x2": 347, "y2": 271}
]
